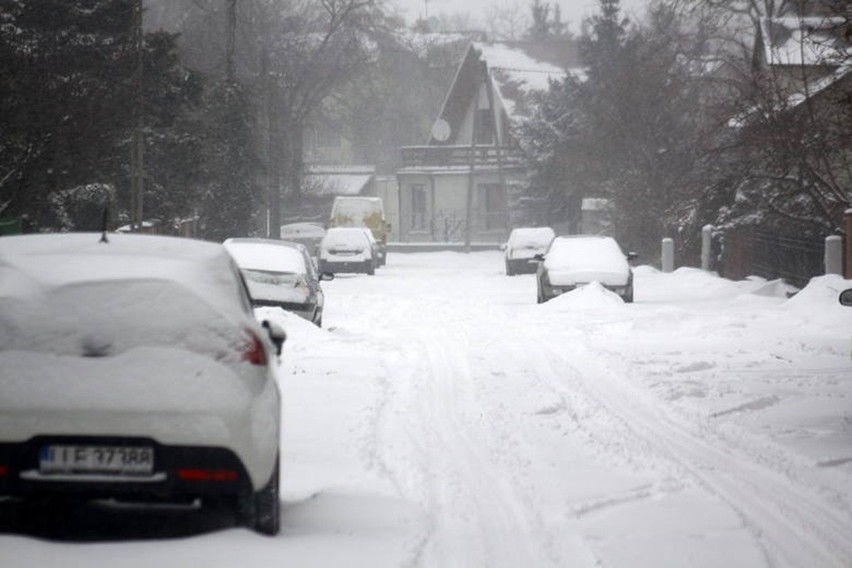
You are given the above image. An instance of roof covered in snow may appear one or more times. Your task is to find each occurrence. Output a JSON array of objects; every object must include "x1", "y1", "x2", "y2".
[{"x1": 304, "y1": 165, "x2": 375, "y2": 197}]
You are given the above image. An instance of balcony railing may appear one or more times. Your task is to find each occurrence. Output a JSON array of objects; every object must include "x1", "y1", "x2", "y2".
[{"x1": 401, "y1": 144, "x2": 525, "y2": 169}]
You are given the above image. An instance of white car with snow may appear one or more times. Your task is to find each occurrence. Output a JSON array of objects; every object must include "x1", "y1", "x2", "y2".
[
  {"x1": 224, "y1": 237, "x2": 333, "y2": 327},
  {"x1": 535, "y1": 235, "x2": 637, "y2": 303},
  {"x1": 279, "y1": 222, "x2": 326, "y2": 256},
  {"x1": 318, "y1": 226, "x2": 376, "y2": 275},
  {"x1": 0, "y1": 233, "x2": 284, "y2": 535},
  {"x1": 504, "y1": 227, "x2": 555, "y2": 276}
]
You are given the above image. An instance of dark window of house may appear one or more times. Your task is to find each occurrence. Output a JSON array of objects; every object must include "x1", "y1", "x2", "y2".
[
  {"x1": 478, "y1": 183, "x2": 505, "y2": 230},
  {"x1": 411, "y1": 184, "x2": 428, "y2": 231},
  {"x1": 476, "y1": 109, "x2": 494, "y2": 145}
]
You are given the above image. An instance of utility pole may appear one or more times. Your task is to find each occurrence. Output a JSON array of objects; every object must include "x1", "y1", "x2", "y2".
[
  {"x1": 465, "y1": 62, "x2": 485, "y2": 253},
  {"x1": 130, "y1": 0, "x2": 144, "y2": 230}
]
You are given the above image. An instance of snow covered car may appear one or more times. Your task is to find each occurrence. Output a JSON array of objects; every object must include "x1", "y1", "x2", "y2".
[
  {"x1": 279, "y1": 222, "x2": 326, "y2": 256},
  {"x1": 224, "y1": 238, "x2": 333, "y2": 327},
  {"x1": 535, "y1": 235, "x2": 637, "y2": 303},
  {"x1": 504, "y1": 227, "x2": 555, "y2": 276},
  {"x1": 0, "y1": 233, "x2": 284, "y2": 535},
  {"x1": 317, "y1": 227, "x2": 376, "y2": 275}
]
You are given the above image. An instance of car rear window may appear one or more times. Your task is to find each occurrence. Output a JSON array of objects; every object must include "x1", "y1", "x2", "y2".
[
  {"x1": 226, "y1": 243, "x2": 307, "y2": 274},
  {"x1": 323, "y1": 229, "x2": 368, "y2": 248},
  {"x1": 0, "y1": 279, "x2": 245, "y2": 360}
]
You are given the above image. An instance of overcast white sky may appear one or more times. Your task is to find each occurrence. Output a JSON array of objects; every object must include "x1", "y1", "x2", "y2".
[{"x1": 387, "y1": 0, "x2": 652, "y2": 33}]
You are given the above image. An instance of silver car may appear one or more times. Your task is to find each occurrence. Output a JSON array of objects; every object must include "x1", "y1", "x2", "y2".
[
  {"x1": 0, "y1": 233, "x2": 284, "y2": 535},
  {"x1": 535, "y1": 235, "x2": 637, "y2": 303},
  {"x1": 225, "y1": 238, "x2": 333, "y2": 327}
]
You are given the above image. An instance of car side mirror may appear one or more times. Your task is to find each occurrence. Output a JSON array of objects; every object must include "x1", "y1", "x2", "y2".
[
  {"x1": 499, "y1": 243, "x2": 507, "y2": 252},
  {"x1": 261, "y1": 320, "x2": 286, "y2": 356},
  {"x1": 840, "y1": 289, "x2": 852, "y2": 307},
  {"x1": 627, "y1": 252, "x2": 638, "y2": 261},
  {"x1": 320, "y1": 272, "x2": 335, "y2": 281},
  {"x1": 533, "y1": 253, "x2": 545, "y2": 262}
]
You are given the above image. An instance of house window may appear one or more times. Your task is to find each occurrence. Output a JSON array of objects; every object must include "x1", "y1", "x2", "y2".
[
  {"x1": 476, "y1": 109, "x2": 494, "y2": 145},
  {"x1": 478, "y1": 183, "x2": 505, "y2": 231},
  {"x1": 411, "y1": 184, "x2": 428, "y2": 232}
]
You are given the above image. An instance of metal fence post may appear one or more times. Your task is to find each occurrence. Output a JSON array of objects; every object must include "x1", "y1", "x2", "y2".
[
  {"x1": 662, "y1": 238, "x2": 674, "y2": 273},
  {"x1": 825, "y1": 235, "x2": 843, "y2": 276},
  {"x1": 701, "y1": 225, "x2": 714, "y2": 271}
]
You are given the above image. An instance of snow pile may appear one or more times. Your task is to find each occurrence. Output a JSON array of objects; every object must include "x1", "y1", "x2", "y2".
[
  {"x1": 540, "y1": 281, "x2": 625, "y2": 311},
  {"x1": 783, "y1": 274, "x2": 852, "y2": 326}
]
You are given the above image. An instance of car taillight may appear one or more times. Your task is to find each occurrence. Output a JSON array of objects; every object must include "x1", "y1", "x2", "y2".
[
  {"x1": 0, "y1": 465, "x2": 8, "y2": 476},
  {"x1": 240, "y1": 328, "x2": 267, "y2": 366}
]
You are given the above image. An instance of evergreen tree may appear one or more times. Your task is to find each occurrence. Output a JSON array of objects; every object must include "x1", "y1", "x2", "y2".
[
  {"x1": 199, "y1": 78, "x2": 260, "y2": 241},
  {"x1": 0, "y1": 0, "x2": 203, "y2": 231}
]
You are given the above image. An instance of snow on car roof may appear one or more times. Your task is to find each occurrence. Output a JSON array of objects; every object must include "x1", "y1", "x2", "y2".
[
  {"x1": 280, "y1": 222, "x2": 326, "y2": 237},
  {"x1": 322, "y1": 227, "x2": 371, "y2": 246},
  {"x1": 508, "y1": 227, "x2": 555, "y2": 247},
  {"x1": 545, "y1": 235, "x2": 629, "y2": 273},
  {"x1": 0, "y1": 233, "x2": 250, "y2": 321},
  {"x1": 224, "y1": 240, "x2": 307, "y2": 274}
]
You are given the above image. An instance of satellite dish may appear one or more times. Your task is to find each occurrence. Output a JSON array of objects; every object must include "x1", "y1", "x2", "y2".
[{"x1": 430, "y1": 118, "x2": 451, "y2": 142}]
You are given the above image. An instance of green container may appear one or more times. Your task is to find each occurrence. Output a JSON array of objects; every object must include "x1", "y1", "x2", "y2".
[{"x1": 0, "y1": 218, "x2": 23, "y2": 236}]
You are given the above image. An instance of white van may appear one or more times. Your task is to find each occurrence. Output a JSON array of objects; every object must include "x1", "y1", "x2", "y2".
[{"x1": 329, "y1": 196, "x2": 389, "y2": 266}]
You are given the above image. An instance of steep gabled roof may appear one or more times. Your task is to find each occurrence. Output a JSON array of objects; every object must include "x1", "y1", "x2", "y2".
[{"x1": 431, "y1": 40, "x2": 583, "y2": 143}]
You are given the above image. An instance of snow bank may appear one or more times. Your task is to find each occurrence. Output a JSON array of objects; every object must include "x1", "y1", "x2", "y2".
[
  {"x1": 783, "y1": 274, "x2": 852, "y2": 327},
  {"x1": 539, "y1": 281, "x2": 626, "y2": 311}
]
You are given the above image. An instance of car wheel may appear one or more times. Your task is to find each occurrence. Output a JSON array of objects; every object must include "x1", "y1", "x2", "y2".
[
  {"x1": 505, "y1": 261, "x2": 514, "y2": 276},
  {"x1": 238, "y1": 456, "x2": 280, "y2": 536},
  {"x1": 536, "y1": 283, "x2": 545, "y2": 304},
  {"x1": 366, "y1": 261, "x2": 375, "y2": 276},
  {"x1": 624, "y1": 285, "x2": 634, "y2": 304}
]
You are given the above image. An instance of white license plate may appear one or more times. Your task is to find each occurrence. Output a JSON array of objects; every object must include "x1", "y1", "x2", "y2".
[{"x1": 40, "y1": 445, "x2": 154, "y2": 475}]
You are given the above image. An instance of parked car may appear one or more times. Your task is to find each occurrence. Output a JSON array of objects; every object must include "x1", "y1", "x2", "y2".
[
  {"x1": 279, "y1": 222, "x2": 326, "y2": 257},
  {"x1": 0, "y1": 233, "x2": 284, "y2": 535},
  {"x1": 329, "y1": 196, "x2": 389, "y2": 266},
  {"x1": 504, "y1": 227, "x2": 555, "y2": 276},
  {"x1": 224, "y1": 238, "x2": 333, "y2": 327},
  {"x1": 359, "y1": 227, "x2": 382, "y2": 269},
  {"x1": 318, "y1": 227, "x2": 376, "y2": 275},
  {"x1": 535, "y1": 235, "x2": 637, "y2": 304}
]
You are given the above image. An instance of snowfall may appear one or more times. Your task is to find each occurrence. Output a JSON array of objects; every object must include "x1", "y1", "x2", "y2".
[{"x1": 3, "y1": 250, "x2": 852, "y2": 568}]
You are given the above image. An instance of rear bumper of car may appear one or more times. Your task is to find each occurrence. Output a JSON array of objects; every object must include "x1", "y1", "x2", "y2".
[
  {"x1": 0, "y1": 349, "x2": 281, "y2": 491},
  {"x1": 0, "y1": 437, "x2": 252, "y2": 501},
  {"x1": 320, "y1": 259, "x2": 372, "y2": 273}
]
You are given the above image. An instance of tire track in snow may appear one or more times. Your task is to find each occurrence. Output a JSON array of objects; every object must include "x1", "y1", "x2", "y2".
[
  {"x1": 537, "y1": 340, "x2": 852, "y2": 567},
  {"x1": 372, "y1": 322, "x2": 564, "y2": 568}
]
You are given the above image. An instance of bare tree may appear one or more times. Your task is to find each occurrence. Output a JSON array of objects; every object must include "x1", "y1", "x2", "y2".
[
  {"x1": 254, "y1": 0, "x2": 383, "y2": 236},
  {"x1": 485, "y1": 1, "x2": 532, "y2": 40}
]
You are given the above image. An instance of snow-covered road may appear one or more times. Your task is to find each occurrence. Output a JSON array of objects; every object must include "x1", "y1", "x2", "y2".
[{"x1": 4, "y1": 250, "x2": 852, "y2": 567}]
